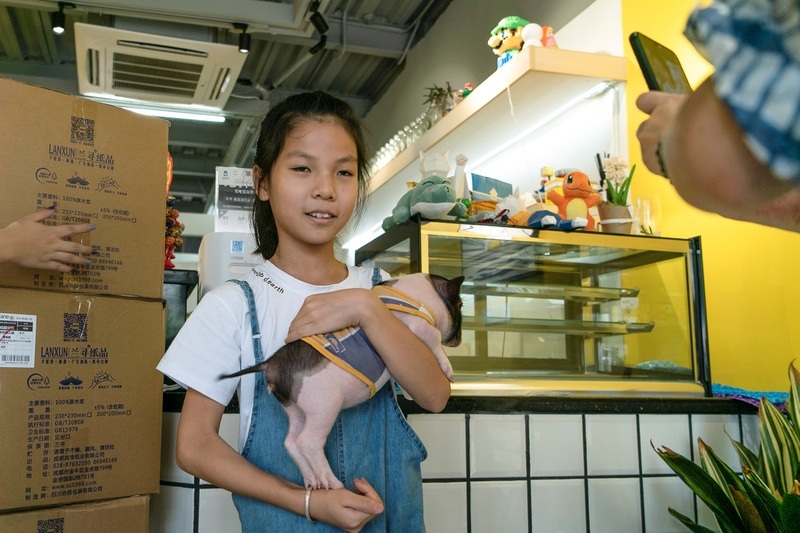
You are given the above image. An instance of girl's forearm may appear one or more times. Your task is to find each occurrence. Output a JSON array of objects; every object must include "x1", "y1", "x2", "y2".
[
  {"x1": 176, "y1": 390, "x2": 306, "y2": 515},
  {"x1": 359, "y1": 305, "x2": 451, "y2": 412}
]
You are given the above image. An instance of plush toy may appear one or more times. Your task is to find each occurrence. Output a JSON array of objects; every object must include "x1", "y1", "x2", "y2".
[
  {"x1": 527, "y1": 210, "x2": 588, "y2": 231},
  {"x1": 488, "y1": 16, "x2": 558, "y2": 68},
  {"x1": 546, "y1": 170, "x2": 602, "y2": 231},
  {"x1": 382, "y1": 151, "x2": 468, "y2": 231}
]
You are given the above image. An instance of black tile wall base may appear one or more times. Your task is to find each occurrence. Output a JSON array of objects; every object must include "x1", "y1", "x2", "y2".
[{"x1": 162, "y1": 389, "x2": 756, "y2": 416}]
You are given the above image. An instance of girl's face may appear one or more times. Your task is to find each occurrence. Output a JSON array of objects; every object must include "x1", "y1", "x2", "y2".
[{"x1": 257, "y1": 119, "x2": 359, "y2": 254}]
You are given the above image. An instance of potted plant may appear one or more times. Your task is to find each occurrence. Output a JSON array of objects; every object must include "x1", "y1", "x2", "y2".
[
  {"x1": 597, "y1": 155, "x2": 635, "y2": 234},
  {"x1": 422, "y1": 82, "x2": 454, "y2": 125},
  {"x1": 654, "y1": 361, "x2": 800, "y2": 532}
]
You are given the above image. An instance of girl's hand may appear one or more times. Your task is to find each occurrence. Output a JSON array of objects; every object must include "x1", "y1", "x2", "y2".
[
  {"x1": 285, "y1": 288, "x2": 377, "y2": 343},
  {"x1": 0, "y1": 209, "x2": 95, "y2": 272},
  {"x1": 309, "y1": 478, "x2": 384, "y2": 532},
  {"x1": 635, "y1": 91, "x2": 688, "y2": 177}
]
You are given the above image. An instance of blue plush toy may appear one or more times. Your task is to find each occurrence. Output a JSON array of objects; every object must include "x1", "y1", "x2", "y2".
[{"x1": 527, "y1": 210, "x2": 587, "y2": 231}]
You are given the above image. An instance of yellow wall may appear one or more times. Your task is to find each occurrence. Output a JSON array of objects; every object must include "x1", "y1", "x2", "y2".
[{"x1": 622, "y1": 0, "x2": 800, "y2": 391}]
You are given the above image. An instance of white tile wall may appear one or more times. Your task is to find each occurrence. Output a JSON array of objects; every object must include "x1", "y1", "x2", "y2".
[
  {"x1": 530, "y1": 414, "x2": 585, "y2": 477},
  {"x1": 422, "y1": 482, "x2": 468, "y2": 533},
  {"x1": 585, "y1": 414, "x2": 639, "y2": 475},
  {"x1": 160, "y1": 412, "x2": 192, "y2": 484},
  {"x1": 642, "y1": 476, "x2": 695, "y2": 533},
  {"x1": 587, "y1": 477, "x2": 641, "y2": 533},
  {"x1": 470, "y1": 414, "x2": 527, "y2": 478},
  {"x1": 639, "y1": 414, "x2": 691, "y2": 474},
  {"x1": 409, "y1": 413, "x2": 467, "y2": 478},
  {"x1": 198, "y1": 488, "x2": 241, "y2": 533},
  {"x1": 740, "y1": 414, "x2": 759, "y2": 453},
  {"x1": 531, "y1": 478, "x2": 586, "y2": 532},
  {"x1": 151, "y1": 410, "x2": 756, "y2": 532},
  {"x1": 690, "y1": 414, "x2": 741, "y2": 468},
  {"x1": 149, "y1": 485, "x2": 194, "y2": 533},
  {"x1": 470, "y1": 480, "x2": 528, "y2": 533}
]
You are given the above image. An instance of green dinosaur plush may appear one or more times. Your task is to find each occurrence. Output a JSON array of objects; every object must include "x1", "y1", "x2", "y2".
[{"x1": 382, "y1": 175, "x2": 467, "y2": 231}]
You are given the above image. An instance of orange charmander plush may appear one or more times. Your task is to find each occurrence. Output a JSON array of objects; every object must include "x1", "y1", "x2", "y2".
[{"x1": 546, "y1": 170, "x2": 602, "y2": 231}]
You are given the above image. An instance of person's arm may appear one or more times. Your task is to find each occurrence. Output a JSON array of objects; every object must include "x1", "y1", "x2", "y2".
[
  {"x1": 176, "y1": 388, "x2": 384, "y2": 532},
  {"x1": 636, "y1": 79, "x2": 800, "y2": 232},
  {"x1": 0, "y1": 208, "x2": 94, "y2": 271},
  {"x1": 285, "y1": 288, "x2": 451, "y2": 412}
]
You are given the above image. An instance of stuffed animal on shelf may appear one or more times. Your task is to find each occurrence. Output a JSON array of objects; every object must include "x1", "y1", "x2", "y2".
[
  {"x1": 527, "y1": 210, "x2": 587, "y2": 231},
  {"x1": 382, "y1": 151, "x2": 468, "y2": 231},
  {"x1": 546, "y1": 170, "x2": 602, "y2": 231}
]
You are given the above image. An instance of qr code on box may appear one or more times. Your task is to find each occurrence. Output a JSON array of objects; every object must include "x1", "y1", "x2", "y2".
[
  {"x1": 230, "y1": 240, "x2": 244, "y2": 254},
  {"x1": 71, "y1": 116, "x2": 95, "y2": 146},
  {"x1": 64, "y1": 313, "x2": 88, "y2": 341},
  {"x1": 37, "y1": 517, "x2": 64, "y2": 533}
]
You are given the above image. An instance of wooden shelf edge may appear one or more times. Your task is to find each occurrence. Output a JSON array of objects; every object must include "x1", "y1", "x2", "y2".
[{"x1": 368, "y1": 46, "x2": 628, "y2": 194}]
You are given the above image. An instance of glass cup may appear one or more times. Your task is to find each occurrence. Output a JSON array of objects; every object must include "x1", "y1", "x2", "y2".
[{"x1": 635, "y1": 196, "x2": 663, "y2": 236}]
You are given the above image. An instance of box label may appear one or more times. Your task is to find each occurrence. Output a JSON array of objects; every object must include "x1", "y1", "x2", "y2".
[
  {"x1": 0, "y1": 313, "x2": 36, "y2": 368},
  {"x1": 215, "y1": 166, "x2": 254, "y2": 232}
]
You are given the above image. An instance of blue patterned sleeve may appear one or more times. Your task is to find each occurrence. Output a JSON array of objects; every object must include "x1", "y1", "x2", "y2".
[{"x1": 685, "y1": 0, "x2": 800, "y2": 182}]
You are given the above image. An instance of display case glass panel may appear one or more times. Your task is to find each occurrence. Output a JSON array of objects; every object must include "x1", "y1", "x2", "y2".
[{"x1": 355, "y1": 219, "x2": 709, "y2": 397}]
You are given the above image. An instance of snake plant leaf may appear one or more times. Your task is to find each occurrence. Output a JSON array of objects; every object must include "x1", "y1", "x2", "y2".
[
  {"x1": 787, "y1": 361, "x2": 800, "y2": 439},
  {"x1": 699, "y1": 438, "x2": 745, "y2": 497},
  {"x1": 667, "y1": 508, "x2": 719, "y2": 533},
  {"x1": 653, "y1": 443, "x2": 747, "y2": 532},
  {"x1": 730, "y1": 438, "x2": 759, "y2": 474},
  {"x1": 741, "y1": 467, "x2": 784, "y2": 533},
  {"x1": 759, "y1": 397, "x2": 800, "y2": 493},
  {"x1": 730, "y1": 487, "x2": 769, "y2": 533},
  {"x1": 780, "y1": 492, "x2": 800, "y2": 530}
]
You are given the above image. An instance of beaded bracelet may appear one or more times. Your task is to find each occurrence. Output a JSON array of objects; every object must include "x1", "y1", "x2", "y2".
[
  {"x1": 305, "y1": 487, "x2": 314, "y2": 522},
  {"x1": 656, "y1": 141, "x2": 670, "y2": 180}
]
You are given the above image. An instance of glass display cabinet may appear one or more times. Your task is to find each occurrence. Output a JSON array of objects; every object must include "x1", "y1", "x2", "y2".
[{"x1": 355, "y1": 218, "x2": 710, "y2": 397}]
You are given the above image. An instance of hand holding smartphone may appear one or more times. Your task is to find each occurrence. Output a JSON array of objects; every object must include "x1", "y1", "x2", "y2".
[{"x1": 629, "y1": 32, "x2": 692, "y2": 94}]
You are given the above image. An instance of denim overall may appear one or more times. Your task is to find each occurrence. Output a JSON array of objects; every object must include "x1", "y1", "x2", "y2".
[{"x1": 228, "y1": 277, "x2": 427, "y2": 532}]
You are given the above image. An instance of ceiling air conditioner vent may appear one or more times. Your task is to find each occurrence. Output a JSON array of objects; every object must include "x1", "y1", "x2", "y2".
[{"x1": 75, "y1": 22, "x2": 246, "y2": 109}]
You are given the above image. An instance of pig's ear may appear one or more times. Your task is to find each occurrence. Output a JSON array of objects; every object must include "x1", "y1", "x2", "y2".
[{"x1": 447, "y1": 276, "x2": 465, "y2": 302}]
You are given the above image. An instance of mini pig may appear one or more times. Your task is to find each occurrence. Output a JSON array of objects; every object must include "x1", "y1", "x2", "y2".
[{"x1": 220, "y1": 273, "x2": 464, "y2": 490}]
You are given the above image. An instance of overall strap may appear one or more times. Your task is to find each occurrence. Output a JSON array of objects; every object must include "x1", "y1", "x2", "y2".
[
  {"x1": 371, "y1": 267, "x2": 382, "y2": 287},
  {"x1": 227, "y1": 279, "x2": 266, "y2": 364}
]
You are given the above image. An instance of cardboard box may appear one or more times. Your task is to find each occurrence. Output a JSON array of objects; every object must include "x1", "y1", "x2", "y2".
[
  {"x1": 0, "y1": 288, "x2": 165, "y2": 511},
  {"x1": 215, "y1": 166, "x2": 254, "y2": 232},
  {"x1": 0, "y1": 77, "x2": 169, "y2": 299},
  {"x1": 0, "y1": 495, "x2": 149, "y2": 532}
]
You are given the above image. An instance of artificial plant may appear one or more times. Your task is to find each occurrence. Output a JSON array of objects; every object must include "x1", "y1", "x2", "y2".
[
  {"x1": 601, "y1": 155, "x2": 636, "y2": 207},
  {"x1": 653, "y1": 361, "x2": 800, "y2": 532}
]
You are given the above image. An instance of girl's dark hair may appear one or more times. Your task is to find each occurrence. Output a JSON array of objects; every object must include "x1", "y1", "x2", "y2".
[{"x1": 251, "y1": 90, "x2": 370, "y2": 260}]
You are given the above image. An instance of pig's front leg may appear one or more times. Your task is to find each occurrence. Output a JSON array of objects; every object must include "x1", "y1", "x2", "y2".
[{"x1": 400, "y1": 316, "x2": 454, "y2": 381}]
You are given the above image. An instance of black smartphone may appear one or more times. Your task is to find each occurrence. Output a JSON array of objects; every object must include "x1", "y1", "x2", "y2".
[{"x1": 629, "y1": 32, "x2": 692, "y2": 94}]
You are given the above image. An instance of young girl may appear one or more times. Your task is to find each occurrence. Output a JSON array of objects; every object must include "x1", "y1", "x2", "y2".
[{"x1": 157, "y1": 91, "x2": 450, "y2": 532}]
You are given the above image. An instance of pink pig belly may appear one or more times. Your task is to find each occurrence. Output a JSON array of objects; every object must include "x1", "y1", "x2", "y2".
[{"x1": 296, "y1": 363, "x2": 390, "y2": 410}]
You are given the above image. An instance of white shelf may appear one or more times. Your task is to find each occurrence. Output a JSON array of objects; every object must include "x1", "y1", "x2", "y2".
[{"x1": 368, "y1": 46, "x2": 628, "y2": 194}]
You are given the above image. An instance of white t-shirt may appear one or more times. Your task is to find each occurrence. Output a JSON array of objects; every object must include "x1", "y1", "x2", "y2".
[{"x1": 156, "y1": 261, "x2": 385, "y2": 449}]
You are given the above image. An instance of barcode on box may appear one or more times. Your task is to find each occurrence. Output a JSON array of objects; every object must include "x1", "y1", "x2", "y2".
[
  {"x1": 230, "y1": 239, "x2": 244, "y2": 254},
  {"x1": 1, "y1": 353, "x2": 32, "y2": 364},
  {"x1": 0, "y1": 314, "x2": 36, "y2": 368}
]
